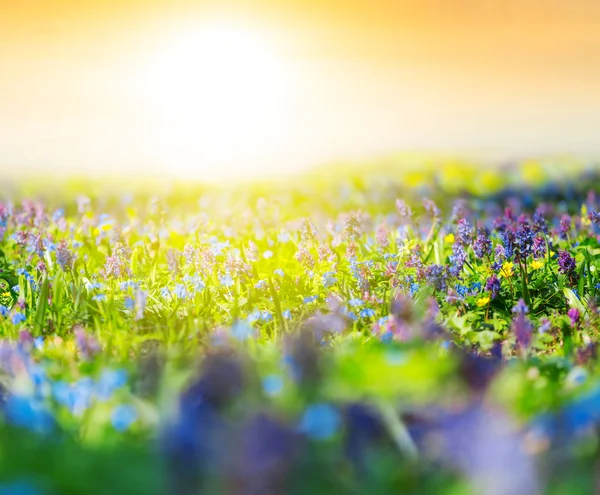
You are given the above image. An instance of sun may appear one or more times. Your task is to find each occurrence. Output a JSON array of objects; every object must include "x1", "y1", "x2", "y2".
[{"x1": 145, "y1": 21, "x2": 289, "y2": 178}]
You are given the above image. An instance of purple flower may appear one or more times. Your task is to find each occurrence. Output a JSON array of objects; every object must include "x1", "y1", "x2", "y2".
[
  {"x1": 395, "y1": 199, "x2": 412, "y2": 219},
  {"x1": 56, "y1": 240, "x2": 74, "y2": 271},
  {"x1": 532, "y1": 236, "x2": 546, "y2": 259},
  {"x1": 512, "y1": 299, "x2": 529, "y2": 316},
  {"x1": 588, "y1": 210, "x2": 600, "y2": 225},
  {"x1": 485, "y1": 275, "x2": 501, "y2": 299},
  {"x1": 558, "y1": 250, "x2": 576, "y2": 275},
  {"x1": 448, "y1": 244, "x2": 467, "y2": 277},
  {"x1": 455, "y1": 218, "x2": 473, "y2": 246},
  {"x1": 422, "y1": 198, "x2": 440, "y2": 218},
  {"x1": 74, "y1": 326, "x2": 100, "y2": 359},
  {"x1": 568, "y1": 307, "x2": 581, "y2": 326},
  {"x1": 425, "y1": 264, "x2": 447, "y2": 292},
  {"x1": 514, "y1": 221, "x2": 535, "y2": 260},
  {"x1": 473, "y1": 228, "x2": 492, "y2": 258},
  {"x1": 513, "y1": 312, "x2": 533, "y2": 353},
  {"x1": 558, "y1": 214, "x2": 571, "y2": 239}
]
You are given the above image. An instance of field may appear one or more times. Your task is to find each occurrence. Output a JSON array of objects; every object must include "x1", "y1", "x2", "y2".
[{"x1": 2, "y1": 157, "x2": 600, "y2": 494}]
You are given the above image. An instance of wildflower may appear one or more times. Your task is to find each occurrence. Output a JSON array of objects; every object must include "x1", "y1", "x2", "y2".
[
  {"x1": 424, "y1": 264, "x2": 448, "y2": 292},
  {"x1": 568, "y1": 307, "x2": 581, "y2": 327},
  {"x1": 558, "y1": 250, "x2": 576, "y2": 275},
  {"x1": 277, "y1": 231, "x2": 291, "y2": 243},
  {"x1": 500, "y1": 262, "x2": 514, "y2": 278},
  {"x1": 565, "y1": 366, "x2": 588, "y2": 388},
  {"x1": 395, "y1": 199, "x2": 412, "y2": 219},
  {"x1": 11, "y1": 312, "x2": 26, "y2": 325},
  {"x1": 513, "y1": 299, "x2": 529, "y2": 315},
  {"x1": 254, "y1": 280, "x2": 267, "y2": 290},
  {"x1": 274, "y1": 268, "x2": 284, "y2": 277},
  {"x1": 219, "y1": 272, "x2": 234, "y2": 288},
  {"x1": 448, "y1": 244, "x2": 467, "y2": 277},
  {"x1": 173, "y1": 284, "x2": 188, "y2": 300},
  {"x1": 514, "y1": 221, "x2": 535, "y2": 260},
  {"x1": 444, "y1": 233, "x2": 455, "y2": 244},
  {"x1": 262, "y1": 375, "x2": 284, "y2": 397},
  {"x1": 300, "y1": 218, "x2": 317, "y2": 241},
  {"x1": 322, "y1": 271, "x2": 337, "y2": 288},
  {"x1": 55, "y1": 240, "x2": 74, "y2": 271},
  {"x1": 299, "y1": 403, "x2": 341, "y2": 440},
  {"x1": 485, "y1": 275, "x2": 501, "y2": 299},
  {"x1": 231, "y1": 320, "x2": 254, "y2": 341},
  {"x1": 282, "y1": 309, "x2": 291, "y2": 319},
  {"x1": 472, "y1": 228, "x2": 492, "y2": 258},
  {"x1": 532, "y1": 236, "x2": 546, "y2": 259},
  {"x1": 111, "y1": 404, "x2": 138, "y2": 432},
  {"x1": 422, "y1": 198, "x2": 440, "y2": 218},
  {"x1": 531, "y1": 259, "x2": 544, "y2": 270},
  {"x1": 455, "y1": 218, "x2": 473, "y2": 245},
  {"x1": 513, "y1": 310, "x2": 534, "y2": 353},
  {"x1": 476, "y1": 296, "x2": 490, "y2": 308},
  {"x1": 538, "y1": 319, "x2": 551, "y2": 334},
  {"x1": 360, "y1": 308, "x2": 375, "y2": 318},
  {"x1": 263, "y1": 250, "x2": 273, "y2": 259},
  {"x1": 96, "y1": 369, "x2": 128, "y2": 401},
  {"x1": 303, "y1": 295, "x2": 318, "y2": 304},
  {"x1": 558, "y1": 214, "x2": 571, "y2": 239},
  {"x1": 92, "y1": 294, "x2": 106, "y2": 302},
  {"x1": 74, "y1": 326, "x2": 100, "y2": 359}
]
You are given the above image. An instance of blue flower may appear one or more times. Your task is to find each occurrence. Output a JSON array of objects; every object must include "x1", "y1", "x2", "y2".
[
  {"x1": 274, "y1": 269, "x2": 284, "y2": 277},
  {"x1": 263, "y1": 250, "x2": 274, "y2": 259},
  {"x1": 322, "y1": 271, "x2": 337, "y2": 288},
  {"x1": 96, "y1": 369, "x2": 128, "y2": 401},
  {"x1": 299, "y1": 403, "x2": 341, "y2": 440},
  {"x1": 360, "y1": 308, "x2": 375, "y2": 318},
  {"x1": 282, "y1": 309, "x2": 292, "y2": 319},
  {"x1": 111, "y1": 404, "x2": 138, "y2": 432},
  {"x1": 160, "y1": 287, "x2": 171, "y2": 299},
  {"x1": 0, "y1": 305, "x2": 9, "y2": 317},
  {"x1": 124, "y1": 297, "x2": 134, "y2": 310},
  {"x1": 254, "y1": 280, "x2": 267, "y2": 289},
  {"x1": 219, "y1": 273, "x2": 234, "y2": 288},
  {"x1": 174, "y1": 284, "x2": 188, "y2": 300},
  {"x1": 348, "y1": 298, "x2": 364, "y2": 307},
  {"x1": 262, "y1": 374, "x2": 284, "y2": 397},
  {"x1": 231, "y1": 320, "x2": 254, "y2": 341},
  {"x1": 260, "y1": 310, "x2": 273, "y2": 322},
  {"x1": 303, "y1": 295, "x2": 318, "y2": 304},
  {"x1": 277, "y1": 232, "x2": 291, "y2": 243},
  {"x1": 92, "y1": 294, "x2": 106, "y2": 302},
  {"x1": 11, "y1": 312, "x2": 26, "y2": 325},
  {"x1": 4, "y1": 395, "x2": 54, "y2": 434}
]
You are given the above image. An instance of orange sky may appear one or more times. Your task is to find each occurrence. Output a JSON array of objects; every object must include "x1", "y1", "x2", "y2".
[{"x1": 1, "y1": 0, "x2": 600, "y2": 179}]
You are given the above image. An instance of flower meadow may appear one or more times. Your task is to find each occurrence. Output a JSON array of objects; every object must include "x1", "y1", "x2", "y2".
[{"x1": 3, "y1": 160, "x2": 600, "y2": 493}]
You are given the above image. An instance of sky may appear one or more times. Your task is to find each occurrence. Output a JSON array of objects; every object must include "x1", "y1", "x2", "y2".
[{"x1": 1, "y1": 0, "x2": 600, "y2": 180}]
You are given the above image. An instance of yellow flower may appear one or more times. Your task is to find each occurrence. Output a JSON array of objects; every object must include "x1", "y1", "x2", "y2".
[
  {"x1": 531, "y1": 259, "x2": 545, "y2": 270},
  {"x1": 444, "y1": 233, "x2": 455, "y2": 244},
  {"x1": 500, "y1": 261, "x2": 514, "y2": 278},
  {"x1": 581, "y1": 204, "x2": 591, "y2": 227},
  {"x1": 476, "y1": 296, "x2": 490, "y2": 307}
]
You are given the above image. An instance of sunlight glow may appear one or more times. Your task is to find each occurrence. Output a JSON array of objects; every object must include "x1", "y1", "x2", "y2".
[{"x1": 145, "y1": 21, "x2": 290, "y2": 178}]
